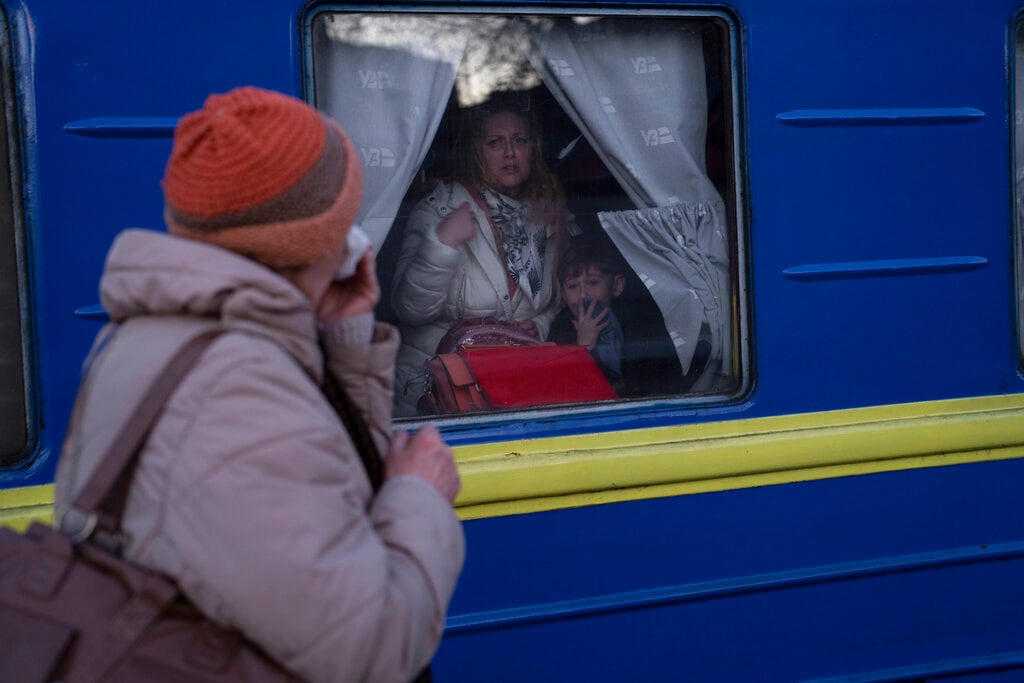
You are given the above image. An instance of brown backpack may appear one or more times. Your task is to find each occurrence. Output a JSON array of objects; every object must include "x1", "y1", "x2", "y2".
[{"x1": 0, "y1": 329, "x2": 300, "y2": 682}]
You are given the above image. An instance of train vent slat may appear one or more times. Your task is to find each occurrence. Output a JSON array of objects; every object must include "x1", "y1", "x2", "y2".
[{"x1": 777, "y1": 107, "x2": 985, "y2": 127}]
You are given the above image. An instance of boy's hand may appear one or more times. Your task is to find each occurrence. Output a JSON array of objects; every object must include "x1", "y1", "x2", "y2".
[{"x1": 572, "y1": 299, "x2": 610, "y2": 350}]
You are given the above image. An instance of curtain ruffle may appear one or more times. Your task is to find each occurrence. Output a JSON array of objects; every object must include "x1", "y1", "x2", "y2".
[{"x1": 599, "y1": 202, "x2": 731, "y2": 390}]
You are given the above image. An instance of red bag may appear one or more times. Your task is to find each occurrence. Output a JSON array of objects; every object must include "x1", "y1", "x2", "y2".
[
  {"x1": 420, "y1": 344, "x2": 616, "y2": 414},
  {"x1": 464, "y1": 345, "x2": 616, "y2": 408}
]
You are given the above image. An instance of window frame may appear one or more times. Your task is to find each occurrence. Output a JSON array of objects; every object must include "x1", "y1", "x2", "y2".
[
  {"x1": 0, "y1": 5, "x2": 34, "y2": 469},
  {"x1": 301, "y1": 5, "x2": 750, "y2": 440},
  {"x1": 1013, "y1": 17, "x2": 1024, "y2": 369}
]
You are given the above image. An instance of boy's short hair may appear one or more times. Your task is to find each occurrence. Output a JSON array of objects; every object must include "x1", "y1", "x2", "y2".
[{"x1": 557, "y1": 237, "x2": 629, "y2": 285}]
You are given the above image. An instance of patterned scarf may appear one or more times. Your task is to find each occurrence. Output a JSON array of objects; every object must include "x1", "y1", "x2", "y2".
[{"x1": 479, "y1": 184, "x2": 546, "y2": 309}]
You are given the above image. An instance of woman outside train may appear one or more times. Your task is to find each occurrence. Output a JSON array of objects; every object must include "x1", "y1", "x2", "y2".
[{"x1": 54, "y1": 87, "x2": 464, "y2": 683}]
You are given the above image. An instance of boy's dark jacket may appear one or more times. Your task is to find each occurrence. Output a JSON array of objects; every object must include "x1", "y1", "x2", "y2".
[{"x1": 548, "y1": 301, "x2": 708, "y2": 398}]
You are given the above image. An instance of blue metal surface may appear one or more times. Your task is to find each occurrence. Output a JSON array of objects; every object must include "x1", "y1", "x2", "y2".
[
  {"x1": 435, "y1": 458, "x2": 1024, "y2": 681},
  {"x1": 4, "y1": 0, "x2": 1019, "y2": 457},
  {"x1": 3, "y1": 0, "x2": 309, "y2": 484},
  {"x1": 2, "y1": 1, "x2": 1023, "y2": 680}
]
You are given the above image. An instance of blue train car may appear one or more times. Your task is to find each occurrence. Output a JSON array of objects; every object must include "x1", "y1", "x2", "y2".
[{"x1": 2, "y1": 1, "x2": 1023, "y2": 680}]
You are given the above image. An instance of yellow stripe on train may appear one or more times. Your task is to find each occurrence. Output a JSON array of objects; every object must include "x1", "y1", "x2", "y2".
[
  {"x1": 3, "y1": 393, "x2": 1023, "y2": 527},
  {"x1": 0, "y1": 484, "x2": 54, "y2": 531},
  {"x1": 453, "y1": 393, "x2": 1024, "y2": 519}
]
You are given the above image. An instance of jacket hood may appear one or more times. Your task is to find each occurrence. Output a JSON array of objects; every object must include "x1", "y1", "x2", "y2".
[{"x1": 100, "y1": 229, "x2": 321, "y2": 378}]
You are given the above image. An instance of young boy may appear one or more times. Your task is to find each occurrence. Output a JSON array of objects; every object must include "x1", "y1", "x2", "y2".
[
  {"x1": 549, "y1": 239, "x2": 627, "y2": 382},
  {"x1": 552, "y1": 235, "x2": 712, "y2": 397},
  {"x1": 549, "y1": 237, "x2": 691, "y2": 398}
]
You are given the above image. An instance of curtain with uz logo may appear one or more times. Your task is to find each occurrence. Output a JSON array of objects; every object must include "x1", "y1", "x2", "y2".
[
  {"x1": 312, "y1": 14, "x2": 732, "y2": 391},
  {"x1": 312, "y1": 14, "x2": 466, "y2": 248},
  {"x1": 531, "y1": 20, "x2": 732, "y2": 389}
]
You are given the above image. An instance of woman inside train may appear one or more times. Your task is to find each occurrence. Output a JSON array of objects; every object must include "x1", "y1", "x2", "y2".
[{"x1": 389, "y1": 92, "x2": 577, "y2": 416}]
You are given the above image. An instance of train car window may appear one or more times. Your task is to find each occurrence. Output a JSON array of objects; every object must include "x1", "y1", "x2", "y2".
[
  {"x1": 0, "y1": 8, "x2": 30, "y2": 466},
  {"x1": 1016, "y1": 20, "x2": 1024, "y2": 363},
  {"x1": 308, "y1": 9, "x2": 745, "y2": 420}
]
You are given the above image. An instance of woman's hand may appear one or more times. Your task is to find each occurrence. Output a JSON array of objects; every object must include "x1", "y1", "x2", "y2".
[
  {"x1": 572, "y1": 299, "x2": 610, "y2": 350},
  {"x1": 386, "y1": 425, "x2": 461, "y2": 503},
  {"x1": 317, "y1": 250, "x2": 380, "y2": 323},
  {"x1": 435, "y1": 202, "x2": 477, "y2": 248}
]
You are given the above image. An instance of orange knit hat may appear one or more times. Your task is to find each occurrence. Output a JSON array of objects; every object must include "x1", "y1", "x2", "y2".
[{"x1": 163, "y1": 86, "x2": 362, "y2": 269}]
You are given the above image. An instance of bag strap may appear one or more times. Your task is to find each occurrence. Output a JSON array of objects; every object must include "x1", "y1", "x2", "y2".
[
  {"x1": 60, "y1": 328, "x2": 225, "y2": 546},
  {"x1": 318, "y1": 349, "x2": 384, "y2": 492},
  {"x1": 335, "y1": 352, "x2": 428, "y2": 683}
]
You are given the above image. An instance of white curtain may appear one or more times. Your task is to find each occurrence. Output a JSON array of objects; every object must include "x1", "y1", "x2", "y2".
[
  {"x1": 312, "y1": 14, "x2": 734, "y2": 389},
  {"x1": 532, "y1": 19, "x2": 732, "y2": 388},
  {"x1": 597, "y1": 204, "x2": 730, "y2": 390},
  {"x1": 312, "y1": 15, "x2": 466, "y2": 248}
]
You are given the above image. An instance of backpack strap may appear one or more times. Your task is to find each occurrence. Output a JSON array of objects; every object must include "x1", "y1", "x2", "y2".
[{"x1": 59, "y1": 328, "x2": 226, "y2": 549}]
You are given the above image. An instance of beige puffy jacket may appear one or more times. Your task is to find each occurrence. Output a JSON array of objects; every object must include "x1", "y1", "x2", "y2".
[
  {"x1": 54, "y1": 229, "x2": 465, "y2": 683},
  {"x1": 389, "y1": 180, "x2": 562, "y2": 416}
]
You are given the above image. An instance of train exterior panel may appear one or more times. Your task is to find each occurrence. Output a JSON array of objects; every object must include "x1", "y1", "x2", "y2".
[{"x1": 1, "y1": 1, "x2": 1023, "y2": 680}]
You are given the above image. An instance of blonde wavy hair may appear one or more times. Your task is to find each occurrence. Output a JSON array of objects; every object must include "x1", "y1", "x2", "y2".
[{"x1": 458, "y1": 93, "x2": 570, "y2": 246}]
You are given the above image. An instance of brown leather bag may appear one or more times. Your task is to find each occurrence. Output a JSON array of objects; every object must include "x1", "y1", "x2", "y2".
[
  {"x1": 0, "y1": 329, "x2": 300, "y2": 683},
  {"x1": 419, "y1": 317, "x2": 544, "y2": 415},
  {"x1": 420, "y1": 352, "x2": 492, "y2": 414}
]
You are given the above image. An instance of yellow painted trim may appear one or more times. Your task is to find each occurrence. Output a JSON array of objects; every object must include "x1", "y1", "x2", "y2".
[
  {"x1": 3, "y1": 394, "x2": 1024, "y2": 527},
  {"x1": 0, "y1": 484, "x2": 54, "y2": 531},
  {"x1": 451, "y1": 394, "x2": 1024, "y2": 519}
]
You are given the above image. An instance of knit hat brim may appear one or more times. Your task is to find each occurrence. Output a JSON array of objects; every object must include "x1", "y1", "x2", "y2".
[{"x1": 165, "y1": 121, "x2": 363, "y2": 269}]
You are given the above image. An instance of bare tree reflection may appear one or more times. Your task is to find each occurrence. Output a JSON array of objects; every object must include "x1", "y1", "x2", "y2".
[{"x1": 317, "y1": 13, "x2": 554, "y2": 105}]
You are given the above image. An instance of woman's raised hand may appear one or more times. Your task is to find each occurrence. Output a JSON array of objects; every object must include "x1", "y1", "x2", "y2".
[
  {"x1": 435, "y1": 202, "x2": 477, "y2": 248},
  {"x1": 385, "y1": 425, "x2": 461, "y2": 503}
]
